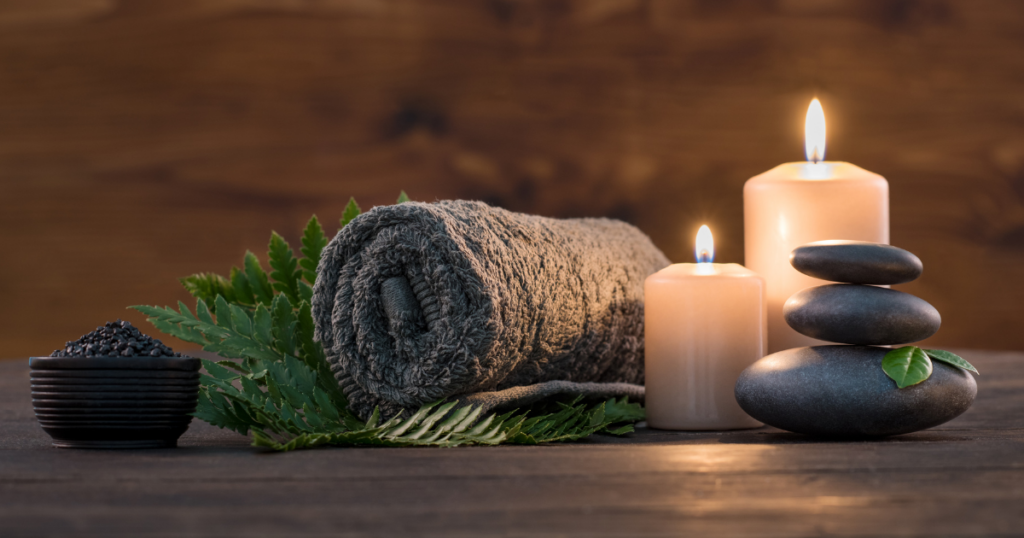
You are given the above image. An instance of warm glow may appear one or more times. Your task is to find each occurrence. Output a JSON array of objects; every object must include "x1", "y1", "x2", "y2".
[
  {"x1": 805, "y1": 98, "x2": 826, "y2": 163},
  {"x1": 695, "y1": 225, "x2": 714, "y2": 263}
]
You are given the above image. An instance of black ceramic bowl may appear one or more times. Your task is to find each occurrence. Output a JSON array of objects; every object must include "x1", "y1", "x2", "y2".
[{"x1": 29, "y1": 356, "x2": 201, "y2": 449}]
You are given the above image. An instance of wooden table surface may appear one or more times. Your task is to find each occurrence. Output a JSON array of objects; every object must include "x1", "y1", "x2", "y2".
[{"x1": 1, "y1": 350, "x2": 1022, "y2": 537}]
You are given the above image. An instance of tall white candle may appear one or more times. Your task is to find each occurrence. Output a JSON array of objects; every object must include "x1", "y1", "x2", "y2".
[
  {"x1": 645, "y1": 226, "x2": 765, "y2": 431},
  {"x1": 744, "y1": 99, "x2": 889, "y2": 353}
]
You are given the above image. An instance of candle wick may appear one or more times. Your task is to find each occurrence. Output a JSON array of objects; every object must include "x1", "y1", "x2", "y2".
[{"x1": 697, "y1": 249, "x2": 713, "y2": 264}]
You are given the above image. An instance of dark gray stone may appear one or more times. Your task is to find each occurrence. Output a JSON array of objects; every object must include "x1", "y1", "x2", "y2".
[
  {"x1": 791, "y1": 240, "x2": 923, "y2": 285},
  {"x1": 784, "y1": 284, "x2": 941, "y2": 345},
  {"x1": 735, "y1": 346, "x2": 977, "y2": 437}
]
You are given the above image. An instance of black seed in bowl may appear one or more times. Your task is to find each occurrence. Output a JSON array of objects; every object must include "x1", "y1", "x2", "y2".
[
  {"x1": 50, "y1": 320, "x2": 181, "y2": 358},
  {"x1": 34, "y1": 320, "x2": 198, "y2": 448}
]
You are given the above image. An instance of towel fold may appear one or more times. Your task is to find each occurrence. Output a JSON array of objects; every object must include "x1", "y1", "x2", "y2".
[{"x1": 311, "y1": 200, "x2": 670, "y2": 419}]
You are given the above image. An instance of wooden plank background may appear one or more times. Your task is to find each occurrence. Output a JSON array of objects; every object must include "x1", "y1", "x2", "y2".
[{"x1": 2, "y1": 0, "x2": 1023, "y2": 357}]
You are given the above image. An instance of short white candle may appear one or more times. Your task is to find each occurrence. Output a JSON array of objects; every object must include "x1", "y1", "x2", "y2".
[
  {"x1": 644, "y1": 226, "x2": 765, "y2": 431},
  {"x1": 744, "y1": 99, "x2": 889, "y2": 353}
]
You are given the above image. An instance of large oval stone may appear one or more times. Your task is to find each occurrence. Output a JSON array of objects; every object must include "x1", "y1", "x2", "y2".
[
  {"x1": 735, "y1": 346, "x2": 976, "y2": 437},
  {"x1": 791, "y1": 240, "x2": 923, "y2": 285},
  {"x1": 784, "y1": 284, "x2": 940, "y2": 345}
]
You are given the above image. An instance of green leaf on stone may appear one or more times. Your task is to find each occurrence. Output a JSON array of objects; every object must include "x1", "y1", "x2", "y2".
[
  {"x1": 396, "y1": 191, "x2": 410, "y2": 204},
  {"x1": 882, "y1": 346, "x2": 933, "y2": 389},
  {"x1": 924, "y1": 349, "x2": 979, "y2": 375}
]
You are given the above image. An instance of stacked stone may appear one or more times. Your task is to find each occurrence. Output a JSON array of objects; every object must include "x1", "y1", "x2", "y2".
[
  {"x1": 784, "y1": 241, "x2": 937, "y2": 346},
  {"x1": 735, "y1": 241, "x2": 977, "y2": 437}
]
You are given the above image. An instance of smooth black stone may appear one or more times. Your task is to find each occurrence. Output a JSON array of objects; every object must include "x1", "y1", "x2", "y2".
[
  {"x1": 784, "y1": 284, "x2": 940, "y2": 345},
  {"x1": 791, "y1": 240, "x2": 923, "y2": 284},
  {"x1": 735, "y1": 346, "x2": 977, "y2": 437}
]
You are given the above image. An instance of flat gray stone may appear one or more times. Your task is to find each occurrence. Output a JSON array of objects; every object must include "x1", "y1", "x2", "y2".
[
  {"x1": 791, "y1": 240, "x2": 923, "y2": 285},
  {"x1": 735, "y1": 346, "x2": 977, "y2": 437},
  {"x1": 784, "y1": 284, "x2": 940, "y2": 345}
]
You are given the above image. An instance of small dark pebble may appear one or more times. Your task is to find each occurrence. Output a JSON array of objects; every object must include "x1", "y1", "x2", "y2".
[{"x1": 50, "y1": 320, "x2": 183, "y2": 358}]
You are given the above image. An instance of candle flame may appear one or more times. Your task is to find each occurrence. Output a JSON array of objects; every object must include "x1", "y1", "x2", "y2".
[
  {"x1": 695, "y1": 225, "x2": 714, "y2": 264},
  {"x1": 805, "y1": 98, "x2": 826, "y2": 164}
]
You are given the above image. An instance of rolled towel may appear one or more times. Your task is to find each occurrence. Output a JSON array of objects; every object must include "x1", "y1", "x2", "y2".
[{"x1": 312, "y1": 200, "x2": 670, "y2": 419}]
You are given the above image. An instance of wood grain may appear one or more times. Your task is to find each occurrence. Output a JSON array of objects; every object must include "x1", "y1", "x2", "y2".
[
  {"x1": 2, "y1": 0, "x2": 1024, "y2": 356},
  {"x1": 0, "y1": 350, "x2": 1021, "y2": 536}
]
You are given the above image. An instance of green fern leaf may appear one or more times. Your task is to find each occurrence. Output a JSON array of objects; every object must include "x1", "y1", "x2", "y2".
[
  {"x1": 299, "y1": 215, "x2": 328, "y2": 284},
  {"x1": 195, "y1": 299, "x2": 216, "y2": 325},
  {"x1": 132, "y1": 305, "x2": 210, "y2": 347},
  {"x1": 602, "y1": 396, "x2": 645, "y2": 426},
  {"x1": 243, "y1": 252, "x2": 275, "y2": 305},
  {"x1": 313, "y1": 386, "x2": 341, "y2": 423},
  {"x1": 213, "y1": 296, "x2": 235, "y2": 331},
  {"x1": 270, "y1": 294, "x2": 297, "y2": 355},
  {"x1": 193, "y1": 389, "x2": 254, "y2": 435},
  {"x1": 268, "y1": 232, "x2": 303, "y2": 304},
  {"x1": 203, "y1": 360, "x2": 241, "y2": 382},
  {"x1": 396, "y1": 191, "x2": 410, "y2": 204},
  {"x1": 283, "y1": 355, "x2": 317, "y2": 395},
  {"x1": 302, "y1": 403, "x2": 325, "y2": 430},
  {"x1": 180, "y1": 273, "x2": 236, "y2": 307},
  {"x1": 405, "y1": 402, "x2": 458, "y2": 440},
  {"x1": 296, "y1": 301, "x2": 326, "y2": 370},
  {"x1": 298, "y1": 280, "x2": 313, "y2": 303},
  {"x1": 340, "y1": 197, "x2": 362, "y2": 228},
  {"x1": 228, "y1": 304, "x2": 253, "y2": 338},
  {"x1": 606, "y1": 424, "x2": 635, "y2": 435},
  {"x1": 437, "y1": 404, "x2": 481, "y2": 434},
  {"x1": 252, "y1": 304, "x2": 273, "y2": 346},
  {"x1": 230, "y1": 267, "x2": 256, "y2": 306},
  {"x1": 214, "y1": 360, "x2": 249, "y2": 374}
]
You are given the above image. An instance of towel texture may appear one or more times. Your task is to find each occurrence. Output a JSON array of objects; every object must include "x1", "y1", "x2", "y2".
[{"x1": 312, "y1": 200, "x2": 669, "y2": 419}]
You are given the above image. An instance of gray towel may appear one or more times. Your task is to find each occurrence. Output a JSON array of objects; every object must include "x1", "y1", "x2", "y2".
[{"x1": 311, "y1": 200, "x2": 670, "y2": 419}]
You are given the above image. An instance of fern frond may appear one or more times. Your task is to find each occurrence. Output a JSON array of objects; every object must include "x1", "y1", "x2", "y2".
[
  {"x1": 268, "y1": 232, "x2": 303, "y2": 305},
  {"x1": 243, "y1": 252, "x2": 275, "y2": 306},
  {"x1": 270, "y1": 294, "x2": 297, "y2": 356},
  {"x1": 299, "y1": 215, "x2": 328, "y2": 284},
  {"x1": 340, "y1": 197, "x2": 361, "y2": 228},
  {"x1": 179, "y1": 273, "x2": 236, "y2": 309},
  {"x1": 229, "y1": 267, "x2": 257, "y2": 306}
]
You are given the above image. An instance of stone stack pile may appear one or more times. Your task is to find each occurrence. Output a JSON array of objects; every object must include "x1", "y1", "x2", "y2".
[{"x1": 735, "y1": 241, "x2": 977, "y2": 437}]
